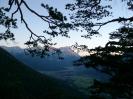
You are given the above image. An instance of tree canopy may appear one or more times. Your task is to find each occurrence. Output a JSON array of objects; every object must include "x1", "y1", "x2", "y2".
[{"x1": 69, "y1": 0, "x2": 133, "y2": 98}]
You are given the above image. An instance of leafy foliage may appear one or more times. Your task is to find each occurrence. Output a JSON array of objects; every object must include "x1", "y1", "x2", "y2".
[
  {"x1": 67, "y1": 0, "x2": 133, "y2": 38},
  {"x1": 66, "y1": 0, "x2": 112, "y2": 38}
]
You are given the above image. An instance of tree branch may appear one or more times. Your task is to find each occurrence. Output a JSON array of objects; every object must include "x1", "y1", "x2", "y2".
[{"x1": 96, "y1": 16, "x2": 133, "y2": 26}]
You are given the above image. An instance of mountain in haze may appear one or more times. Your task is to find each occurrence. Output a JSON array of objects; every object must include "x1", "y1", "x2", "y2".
[
  {"x1": 2, "y1": 46, "x2": 81, "y2": 71},
  {"x1": 2, "y1": 46, "x2": 110, "y2": 94},
  {"x1": 2, "y1": 46, "x2": 110, "y2": 80},
  {"x1": 0, "y1": 47, "x2": 85, "y2": 99}
]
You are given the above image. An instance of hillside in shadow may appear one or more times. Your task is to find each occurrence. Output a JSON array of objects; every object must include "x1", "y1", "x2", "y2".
[{"x1": 0, "y1": 47, "x2": 86, "y2": 99}]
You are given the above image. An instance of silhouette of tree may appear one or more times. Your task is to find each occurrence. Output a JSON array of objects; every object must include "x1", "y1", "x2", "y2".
[
  {"x1": 69, "y1": 0, "x2": 133, "y2": 98},
  {"x1": 66, "y1": 0, "x2": 133, "y2": 37},
  {"x1": 0, "y1": 0, "x2": 72, "y2": 57}
]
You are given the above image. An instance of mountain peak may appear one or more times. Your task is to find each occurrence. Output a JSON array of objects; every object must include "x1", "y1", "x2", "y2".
[{"x1": 59, "y1": 46, "x2": 80, "y2": 57}]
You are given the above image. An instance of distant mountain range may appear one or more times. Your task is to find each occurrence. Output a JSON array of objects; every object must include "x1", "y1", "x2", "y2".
[
  {"x1": 2, "y1": 46, "x2": 80, "y2": 71},
  {"x1": 2, "y1": 46, "x2": 110, "y2": 94}
]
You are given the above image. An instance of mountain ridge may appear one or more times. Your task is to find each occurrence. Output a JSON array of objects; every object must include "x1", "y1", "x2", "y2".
[
  {"x1": 0, "y1": 47, "x2": 86, "y2": 99},
  {"x1": 1, "y1": 46, "x2": 110, "y2": 94},
  {"x1": 2, "y1": 46, "x2": 110, "y2": 81},
  {"x1": 2, "y1": 46, "x2": 80, "y2": 71}
]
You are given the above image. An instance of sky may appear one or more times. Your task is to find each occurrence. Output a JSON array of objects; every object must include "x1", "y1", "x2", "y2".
[{"x1": 0, "y1": 0, "x2": 133, "y2": 48}]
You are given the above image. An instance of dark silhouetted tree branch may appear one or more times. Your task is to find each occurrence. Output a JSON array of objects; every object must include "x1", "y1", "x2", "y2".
[{"x1": 0, "y1": 0, "x2": 73, "y2": 57}]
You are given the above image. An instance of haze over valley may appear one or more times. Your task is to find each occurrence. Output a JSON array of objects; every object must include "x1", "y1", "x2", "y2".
[{"x1": 2, "y1": 46, "x2": 110, "y2": 93}]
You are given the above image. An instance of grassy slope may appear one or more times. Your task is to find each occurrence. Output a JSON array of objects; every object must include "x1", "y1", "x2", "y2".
[{"x1": 0, "y1": 47, "x2": 85, "y2": 99}]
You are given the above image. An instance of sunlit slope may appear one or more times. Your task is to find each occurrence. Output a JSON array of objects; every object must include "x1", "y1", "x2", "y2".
[{"x1": 0, "y1": 47, "x2": 85, "y2": 99}]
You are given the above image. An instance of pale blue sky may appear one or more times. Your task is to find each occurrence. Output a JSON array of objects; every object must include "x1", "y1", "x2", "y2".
[{"x1": 0, "y1": 0, "x2": 133, "y2": 48}]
